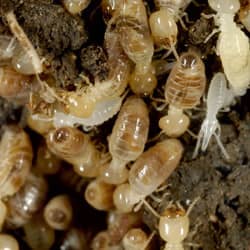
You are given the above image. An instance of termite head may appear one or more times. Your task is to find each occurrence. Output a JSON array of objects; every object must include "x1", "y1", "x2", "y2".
[
  {"x1": 122, "y1": 228, "x2": 148, "y2": 250},
  {"x1": 159, "y1": 205, "x2": 189, "y2": 244},
  {"x1": 208, "y1": 0, "x2": 240, "y2": 14},
  {"x1": 159, "y1": 107, "x2": 190, "y2": 137}
]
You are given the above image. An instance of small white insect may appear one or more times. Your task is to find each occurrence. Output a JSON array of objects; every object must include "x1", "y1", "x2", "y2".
[
  {"x1": 193, "y1": 72, "x2": 234, "y2": 159},
  {"x1": 208, "y1": 0, "x2": 250, "y2": 96},
  {"x1": 53, "y1": 96, "x2": 124, "y2": 127}
]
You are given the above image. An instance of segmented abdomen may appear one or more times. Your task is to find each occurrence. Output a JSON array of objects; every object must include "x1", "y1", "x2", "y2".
[{"x1": 165, "y1": 52, "x2": 206, "y2": 109}]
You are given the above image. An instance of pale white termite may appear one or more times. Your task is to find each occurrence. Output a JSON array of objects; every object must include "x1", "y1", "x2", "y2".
[
  {"x1": 193, "y1": 72, "x2": 233, "y2": 159},
  {"x1": 159, "y1": 51, "x2": 206, "y2": 137},
  {"x1": 159, "y1": 198, "x2": 199, "y2": 250},
  {"x1": 101, "y1": 96, "x2": 149, "y2": 185},
  {"x1": 208, "y1": 0, "x2": 250, "y2": 95},
  {"x1": 113, "y1": 139, "x2": 183, "y2": 213},
  {"x1": 149, "y1": 0, "x2": 192, "y2": 58}
]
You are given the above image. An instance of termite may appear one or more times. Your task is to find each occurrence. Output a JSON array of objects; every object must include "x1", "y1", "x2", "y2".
[
  {"x1": 46, "y1": 127, "x2": 101, "y2": 177},
  {"x1": 159, "y1": 198, "x2": 199, "y2": 250},
  {"x1": 159, "y1": 50, "x2": 206, "y2": 137},
  {"x1": 149, "y1": 0, "x2": 192, "y2": 58},
  {"x1": 208, "y1": 0, "x2": 250, "y2": 96},
  {"x1": 62, "y1": 0, "x2": 91, "y2": 15},
  {"x1": 44, "y1": 195, "x2": 73, "y2": 230},
  {"x1": 193, "y1": 72, "x2": 233, "y2": 160},
  {"x1": 115, "y1": 0, "x2": 157, "y2": 96},
  {"x1": 101, "y1": 96, "x2": 149, "y2": 185},
  {"x1": 0, "y1": 126, "x2": 33, "y2": 198},
  {"x1": 113, "y1": 139, "x2": 183, "y2": 213}
]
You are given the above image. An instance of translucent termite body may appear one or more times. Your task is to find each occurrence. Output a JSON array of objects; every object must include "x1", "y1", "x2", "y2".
[
  {"x1": 0, "y1": 234, "x2": 19, "y2": 250},
  {"x1": 46, "y1": 127, "x2": 101, "y2": 177},
  {"x1": 54, "y1": 32, "x2": 130, "y2": 127},
  {"x1": 35, "y1": 142, "x2": 62, "y2": 175},
  {"x1": 208, "y1": 0, "x2": 250, "y2": 95},
  {"x1": 115, "y1": 0, "x2": 157, "y2": 96},
  {"x1": 0, "y1": 66, "x2": 32, "y2": 104},
  {"x1": 91, "y1": 231, "x2": 123, "y2": 250},
  {"x1": 23, "y1": 214, "x2": 55, "y2": 250},
  {"x1": 44, "y1": 195, "x2": 73, "y2": 230},
  {"x1": 0, "y1": 126, "x2": 33, "y2": 198},
  {"x1": 159, "y1": 51, "x2": 206, "y2": 137},
  {"x1": 63, "y1": 0, "x2": 91, "y2": 15},
  {"x1": 5, "y1": 11, "x2": 43, "y2": 75},
  {"x1": 159, "y1": 200, "x2": 198, "y2": 250},
  {"x1": 101, "y1": 96, "x2": 149, "y2": 184},
  {"x1": 122, "y1": 228, "x2": 150, "y2": 250},
  {"x1": 59, "y1": 228, "x2": 88, "y2": 250},
  {"x1": 149, "y1": 0, "x2": 191, "y2": 57},
  {"x1": 0, "y1": 35, "x2": 16, "y2": 61},
  {"x1": 193, "y1": 72, "x2": 232, "y2": 159},
  {"x1": 239, "y1": 0, "x2": 250, "y2": 32},
  {"x1": 107, "y1": 211, "x2": 142, "y2": 245},
  {"x1": 85, "y1": 178, "x2": 115, "y2": 211},
  {"x1": 113, "y1": 139, "x2": 183, "y2": 213},
  {"x1": 6, "y1": 173, "x2": 48, "y2": 229}
]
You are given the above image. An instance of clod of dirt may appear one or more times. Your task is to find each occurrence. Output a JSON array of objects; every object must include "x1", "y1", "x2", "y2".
[
  {"x1": 2, "y1": 0, "x2": 88, "y2": 55},
  {"x1": 80, "y1": 45, "x2": 109, "y2": 81},
  {"x1": 143, "y1": 115, "x2": 250, "y2": 250}
]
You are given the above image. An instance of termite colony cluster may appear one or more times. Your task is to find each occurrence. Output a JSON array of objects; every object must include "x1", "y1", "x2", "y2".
[{"x1": 0, "y1": 0, "x2": 249, "y2": 249}]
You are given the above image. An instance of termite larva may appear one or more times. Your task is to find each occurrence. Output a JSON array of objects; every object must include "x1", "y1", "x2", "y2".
[
  {"x1": 62, "y1": 0, "x2": 91, "y2": 15},
  {"x1": 122, "y1": 228, "x2": 151, "y2": 250},
  {"x1": 0, "y1": 234, "x2": 19, "y2": 250},
  {"x1": 149, "y1": 0, "x2": 191, "y2": 58},
  {"x1": 6, "y1": 173, "x2": 48, "y2": 229},
  {"x1": 107, "y1": 211, "x2": 142, "y2": 245},
  {"x1": 24, "y1": 214, "x2": 55, "y2": 250},
  {"x1": 101, "y1": 96, "x2": 149, "y2": 185},
  {"x1": 159, "y1": 51, "x2": 206, "y2": 137},
  {"x1": 44, "y1": 195, "x2": 73, "y2": 231},
  {"x1": 116, "y1": 0, "x2": 157, "y2": 96},
  {"x1": 85, "y1": 178, "x2": 115, "y2": 211},
  {"x1": 0, "y1": 66, "x2": 32, "y2": 104},
  {"x1": 35, "y1": 141, "x2": 62, "y2": 175},
  {"x1": 208, "y1": 0, "x2": 250, "y2": 95},
  {"x1": 0, "y1": 126, "x2": 33, "y2": 198},
  {"x1": 46, "y1": 127, "x2": 101, "y2": 177},
  {"x1": 159, "y1": 198, "x2": 199, "y2": 250},
  {"x1": 113, "y1": 139, "x2": 183, "y2": 213}
]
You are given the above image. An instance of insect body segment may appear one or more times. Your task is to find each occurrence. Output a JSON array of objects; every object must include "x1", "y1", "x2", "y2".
[
  {"x1": 101, "y1": 96, "x2": 149, "y2": 185},
  {"x1": 159, "y1": 51, "x2": 206, "y2": 137},
  {"x1": 193, "y1": 72, "x2": 231, "y2": 159},
  {"x1": 46, "y1": 127, "x2": 101, "y2": 177},
  {"x1": 113, "y1": 139, "x2": 183, "y2": 213}
]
